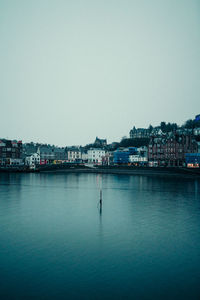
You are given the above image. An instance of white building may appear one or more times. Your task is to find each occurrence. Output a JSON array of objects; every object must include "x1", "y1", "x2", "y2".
[
  {"x1": 81, "y1": 151, "x2": 88, "y2": 162},
  {"x1": 87, "y1": 148, "x2": 105, "y2": 164},
  {"x1": 129, "y1": 146, "x2": 148, "y2": 165},
  {"x1": 129, "y1": 155, "x2": 148, "y2": 163},
  {"x1": 25, "y1": 153, "x2": 40, "y2": 167},
  {"x1": 67, "y1": 148, "x2": 82, "y2": 162},
  {"x1": 10, "y1": 158, "x2": 24, "y2": 166},
  {"x1": 102, "y1": 151, "x2": 113, "y2": 165}
]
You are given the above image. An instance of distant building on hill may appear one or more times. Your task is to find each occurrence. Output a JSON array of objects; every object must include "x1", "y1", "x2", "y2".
[
  {"x1": 150, "y1": 127, "x2": 163, "y2": 136},
  {"x1": 129, "y1": 127, "x2": 151, "y2": 139},
  {"x1": 94, "y1": 137, "x2": 107, "y2": 147}
]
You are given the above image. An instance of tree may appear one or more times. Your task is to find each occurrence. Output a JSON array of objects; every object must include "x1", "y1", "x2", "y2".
[
  {"x1": 148, "y1": 124, "x2": 153, "y2": 132},
  {"x1": 119, "y1": 138, "x2": 150, "y2": 148},
  {"x1": 121, "y1": 136, "x2": 127, "y2": 141},
  {"x1": 160, "y1": 122, "x2": 167, "y2": 132},
  {"x1": 184, "y1": 119, "x2": 194, "y2": 129}
]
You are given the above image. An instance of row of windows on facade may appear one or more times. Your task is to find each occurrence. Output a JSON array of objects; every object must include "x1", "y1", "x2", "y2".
[
  {"x1": 149, "y1": 154, "x2": 182, "y2": 158},
  {"x1": 149, "y1": 144, "x2": 189, "y2": 148},
  {"x1": 0, "y1": 148, "x2": 20, "y2": 152},
  {"x1": 1, "y1": 153, "x2": 19, "y2": 158},
  {"x1": 90, "y1": 151, "x2": 105, "y2": 154},
  {"x1": 149, "y1": 149, "x2": 183, "y2": 153}
]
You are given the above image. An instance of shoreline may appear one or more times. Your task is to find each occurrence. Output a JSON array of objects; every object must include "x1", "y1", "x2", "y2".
[
  {"x1": 0, "y1": 166, "x2": 200, "y2": 178},
  {"x1": 39, "y1": 166, "x2": 200, "y2": 178}
]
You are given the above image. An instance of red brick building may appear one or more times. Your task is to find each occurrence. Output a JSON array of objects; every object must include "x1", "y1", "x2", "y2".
[{"x1": 148, "y1": 133, "x2": 198, "y2": 167}]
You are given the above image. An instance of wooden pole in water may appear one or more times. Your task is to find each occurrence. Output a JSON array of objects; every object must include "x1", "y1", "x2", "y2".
[{"x1": 100, "y1": 189, "x2": 102, "y2": 207}]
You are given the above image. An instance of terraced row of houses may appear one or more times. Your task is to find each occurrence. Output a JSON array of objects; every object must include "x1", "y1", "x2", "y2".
[{"x1": 1, "y1": 119, "x2": 200, "y2": 168}]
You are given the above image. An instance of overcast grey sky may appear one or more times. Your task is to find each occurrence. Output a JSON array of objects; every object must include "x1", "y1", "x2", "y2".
[{"x1": 0, "y1": 0, "x2": 200, "y2": 146}]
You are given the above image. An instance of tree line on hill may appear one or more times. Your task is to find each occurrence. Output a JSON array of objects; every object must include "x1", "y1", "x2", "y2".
[
  {"x1": 83, "y1": 117, "x2": 200, "y2": 151},
  {"x1": 149, "y1": 118, "x2": 200, "y2": 133},
  {"x1": 24, "y1": 116, "x2": 200, "y2": 151}
]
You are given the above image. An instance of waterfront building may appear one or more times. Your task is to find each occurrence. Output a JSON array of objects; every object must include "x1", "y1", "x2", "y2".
[
  {"x1": 87, "y1": 148, "x2": 105, "y2": 164},
  {"x1": 81, "y1": 150, "x2": 88, "y2": 163},
  {"x1": 23, "y1": 142, "x2": 39, "y2": 158},
  {"x1": 148, "y1": 133, "x2": 198, "y2": 167},
  {"x1": 39, "y1": 145, "x2": 55, "y2": 164},
  {"x1": 25, "y1": 152, "x2": 40, "y2": 168},
  {"x1": 129, "y1": 146, "x2": 148, "y2": 165},
  {"x1": 0, "y1": 139, "x2": 23, "y2": 165},
  {"x1": 114, "y1": 147, "x2": 137, "y2": 164},
  {"x1": 67, "y1": 147, "x2": 82, "y2": 162},
  {"x1": 54, "y1": 147, "x2": 68, "y2": 161},
  {"x1": 185, "y1": 153, "x2": 200, "y2": 168},
  {"x1": 114, "y1": 149, "x2": 129, "y2": 164},
  {"x1": 102, "y1": 151, "x2": 114, "y2": 166}
]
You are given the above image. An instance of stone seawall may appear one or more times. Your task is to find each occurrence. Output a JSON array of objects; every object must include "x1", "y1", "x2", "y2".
[{"x1": 40, "y1": 166, "x2": 200, "y2": 178}]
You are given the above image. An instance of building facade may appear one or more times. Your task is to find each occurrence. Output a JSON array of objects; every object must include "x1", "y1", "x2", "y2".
[
  {"x1": 67, "y1": 147, "x2": 82, "y2": 162},
  {"x1": 39, "y1": 146, "x2": 55, "y2": 164},
  {"x1": 185, "y1": 153, "x2": 200, "y2": 168},
  {"x1": 129, "y1": 146, "x2": 148, "y2": 165},
  {"x1": 94, "y1": 137, "x2": 107, "y2": 147},
  {"x1": 129, "y1": 127, "x2": 151, "y2": 139},
  {"x1": 54, "y1": 148, "x2": 68, "y2": 161},
  {"x1": 0, "y1": 139, "x2": 23, "y2": 165},
  {"x1": 87, "y1": 149, "x2": 105, "y2": 164},
  {"x1": 148, "y1": 134, "x2": 198, "y2": 167},
  {"x1": 114, "y1": 147, "x2": 137, "y2": 164},
  {"x1": 25, "y1": 153, "x2": 40, "y2": 168}
]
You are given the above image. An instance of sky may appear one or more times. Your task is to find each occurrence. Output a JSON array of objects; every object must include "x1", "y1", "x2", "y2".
[{"x1": 0, "y1": 0, "x2": 200, "y2": 146}]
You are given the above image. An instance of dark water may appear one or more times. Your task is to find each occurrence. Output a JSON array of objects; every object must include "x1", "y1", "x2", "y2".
[{"x1": 0, "y1": 172, "x2": 200, "y2": 299}]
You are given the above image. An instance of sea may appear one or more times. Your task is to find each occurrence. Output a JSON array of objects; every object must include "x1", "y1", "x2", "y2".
[{"x1": 0, "y1": 172, "x2": 200, "y2": 299}]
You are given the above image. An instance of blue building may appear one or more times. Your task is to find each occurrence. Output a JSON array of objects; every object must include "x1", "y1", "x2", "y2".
[
  {"x1": 114, "y1": 147, "x2": 137, "y2": 164},
  {"x1": 185, "y1": 153, "x2": 200, "y2": 167},
  {"x1": 195, "y1": 114, "x2": 200, "y2": 122},
  {"x1": 128, "y1": 147, "x2": 138, "y2": 155}
]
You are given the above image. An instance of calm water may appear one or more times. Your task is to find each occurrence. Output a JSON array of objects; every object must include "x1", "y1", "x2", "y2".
[{"x1": 0, "y1": 172, "x2": 200, "y2": 299}]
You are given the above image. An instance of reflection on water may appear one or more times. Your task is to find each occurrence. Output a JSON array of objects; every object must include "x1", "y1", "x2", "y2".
[{"x1": 0, "y1": 172, "x2": 200, "y2": 299}]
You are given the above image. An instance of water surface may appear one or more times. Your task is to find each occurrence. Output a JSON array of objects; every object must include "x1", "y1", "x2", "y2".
[{"x1": 0, "y1": 173, "x2": 200, "y2": 299}]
